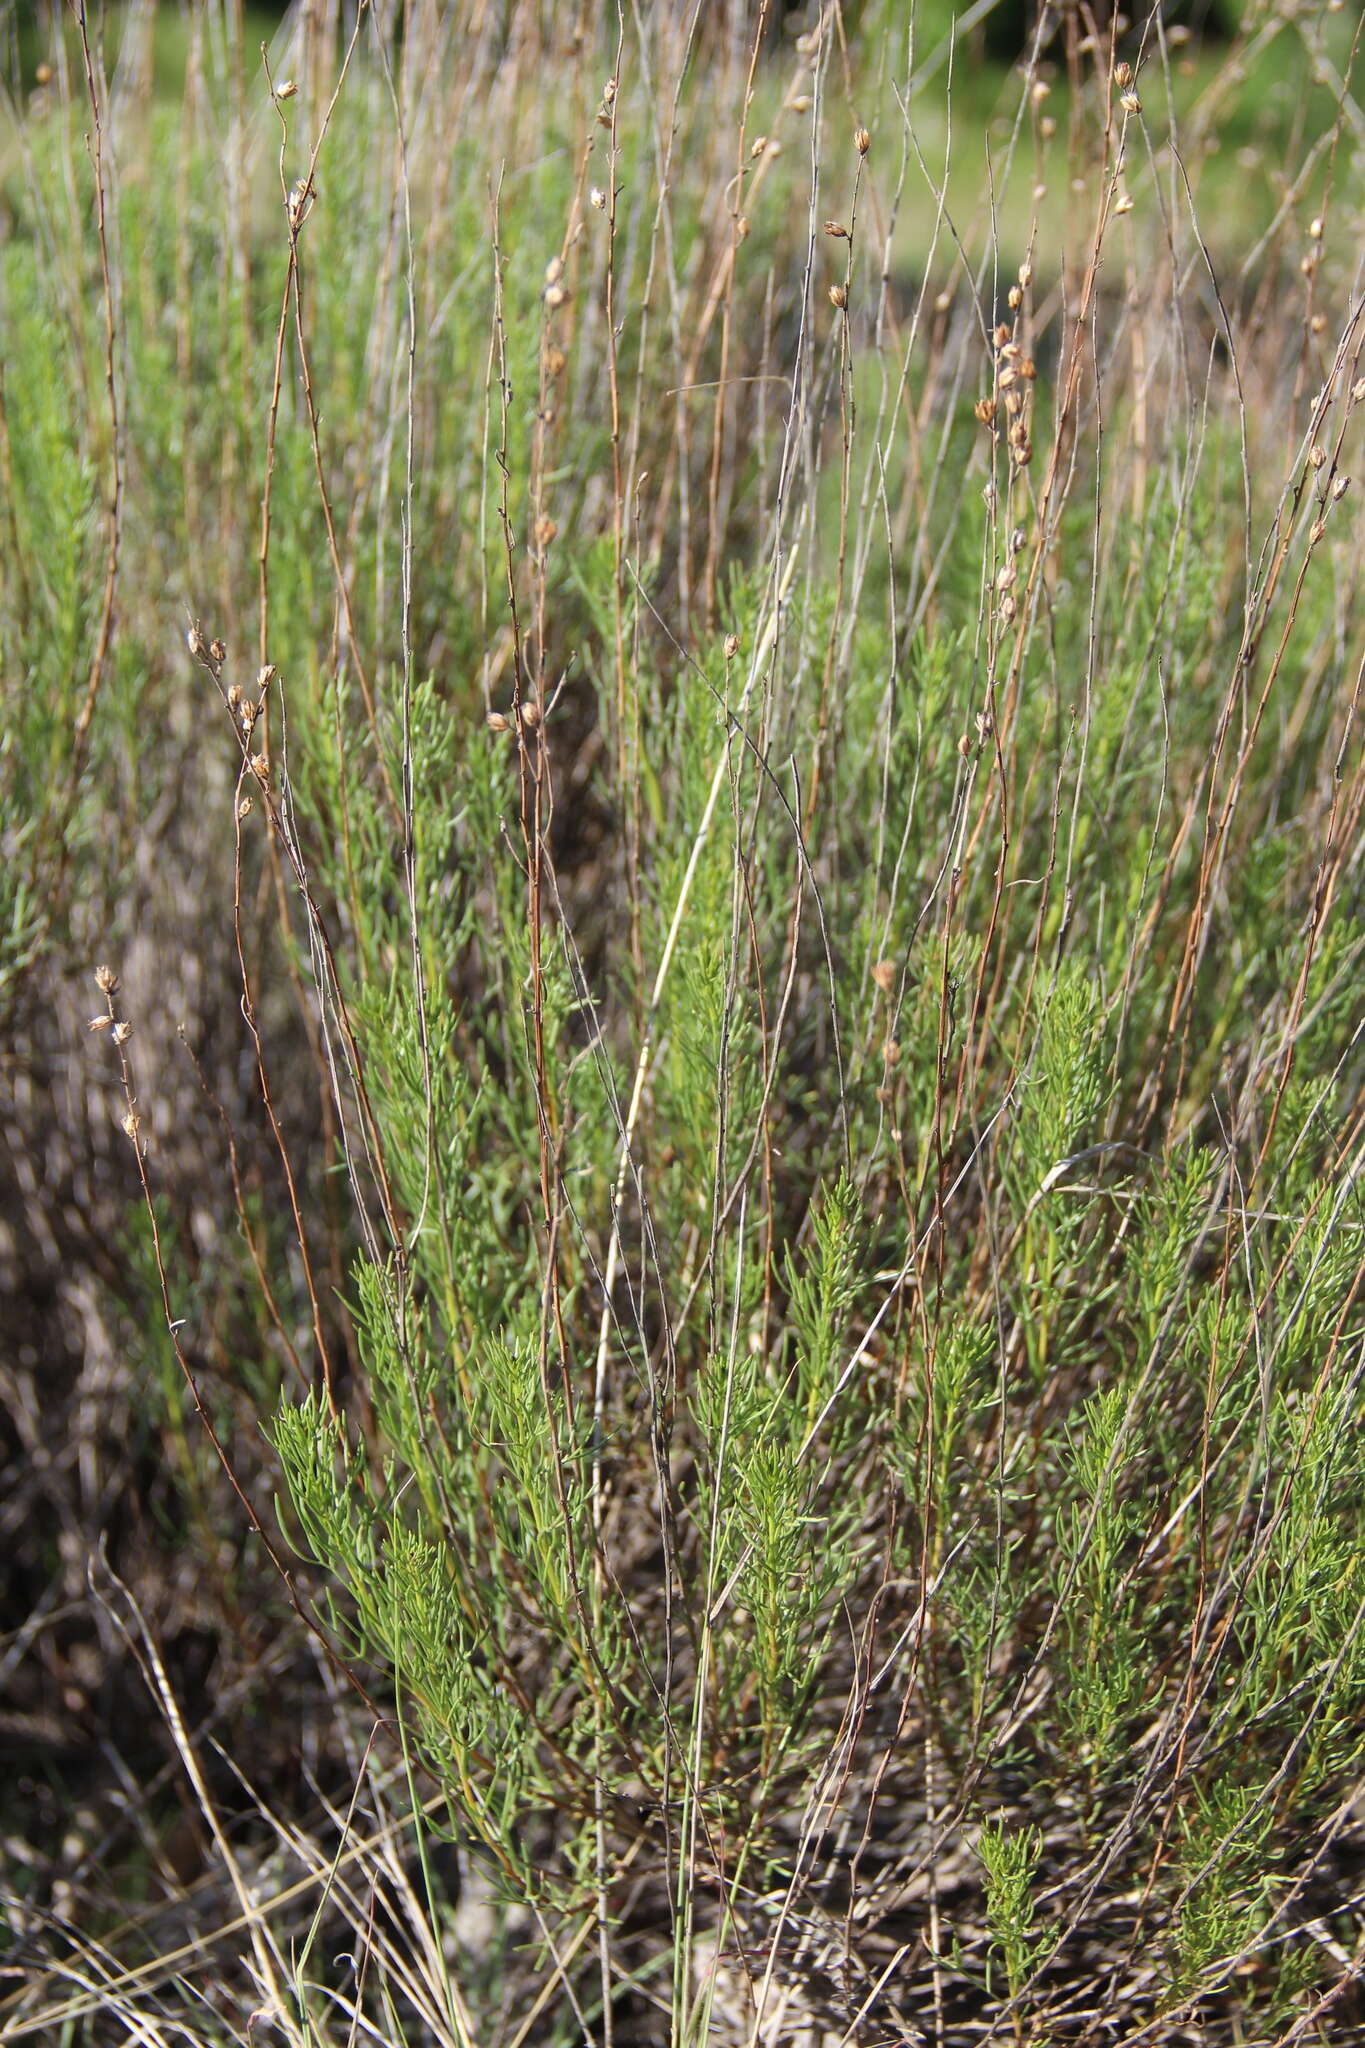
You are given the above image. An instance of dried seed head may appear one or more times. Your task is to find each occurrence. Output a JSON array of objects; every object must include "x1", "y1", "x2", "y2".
[
  {"x1": 957, "y1": 733, "x2": 973, "y2": 759},
  {"x1": 789, "y1": 93, "x2": 811, "y2": 113},
  {"x1": 602, "y1": 76, "x2": 617, "y2": 106},
  {"x1": 534, "y1": 514, "x2": 558, "y2": 550},
  {"x1": 824, "y1": 220, "x2": 849, "y2": 238},
  {"x1": 1114, "y1": 61, "x2": 1133, "y2": 87},
  {"x1": 95, "y1": 964, "x2": 120, "y2": 995},
  {"x1": 934, "y1": 289, "x2": 952, "y2": 313},
  {"x1": 545, "y1": 256, "x2": 564, "y2": 288},
  {"x1": 828, "y1": 281, "x2": 848, "y2": 310},
  {"x1": 884, "y1": 1038, "x2": 901, "y2": 1066},
  {"x1": 1008, "y1": 284, "x2": 1022, "y2": 310},
  {"x1": 854, "y1": 125, "x2": 871, "y2": 155},
  {"x1": 590, "y1": 186, "x2": 606, "y2": 210},
  {"x1": 1300, "y1": 253, "x2": 1316, "y2": 276},
  {"x1": 238, "y1": 794, "x2": 254, "y2": 820},
  {"x1": 1308, "y1": 216, "x2": 1324, "y2": 240},
  {"x1": 974, "y1": 396, "x2": 997, "y2": 426},
  {"x1": 994, "y1": 322, "x2": 1012, "y2": 349},
  {"x1": 1040, "y1": 115, "x2": 1057, "y2": 139},
  {"x1": 88, "y1": 1013, "x2": 113, "y2": 1033},
  {"x1": 1120, "y1": 90, "x2": 1141, "y2": 114},
  {"x1": 227, "y1": 683, "x2": 243, "y2": 712},
  {"x1": 544, "y1": 283, "x2": 568, "y2": 310},
  {"x1": 121, "y1": 1111, "x2": 141, "y2": 1144},
  {"x1": 872, "y1": 958, "x2": 896, "y2": 994},
  {"x1": 999, "y1": 592, "x2": 1017, "y2": 622},
  {"x1": 1332, "y1": 474, "x2": 1350, "y2": 499},
  {"x1": 257, "y1": 664, "x2": 277, "y2": 691},
  {"x1": 1353, "y1": 378, "x2": 1365, "y2": 404},
  {"x1": 1018, "y1": 260, "x2": 1032, "y2": 288},
  {"x1": 486, "y1": 711, "x2": 509, "y2": 733},
  {"x1": 544, "y1": 345, "x2": 567, "y2": 378},
  {"x1": 724, "y1": 633, "x2": 740, "y2": 660},
  {"x1": 1114, "y1": 192, "x2": 1135, "y2": 216},
  {"x1": 209, "y1": 638, "x2": 226, "y2": 665},
  {"x1": 252, "y1": 749, "x2": 270, "y2": 782},
  {"x1": 1310, "y1": 519, "x2": 1326, "y2": 544},
  {"x1": 112, "y1": 1019, "x2": 133, "y2": 1045},
  {"x1": 1031, "y1": 79, "x2": 1051, "y2": 104},
  {"x1": 520, "y1": 699, "x2": 542, "y2": 731},
  {"x1": 1011, "y1": 525, "x2": 1028, "y2": 554},
  {"x1": 275, "y1": 77, "x2": 298, "y2": 101},
  {"x1": 1310, "y1": 313, "x2": 1327, "y2": 335},
  {"x1": 186, "y1": 621, "x2": 208, "y2": 662},
  {"x1": 1310, "y1": 444, "x2": 1328, "y2": 469},
  {"x1": 749, "y1": 135, "x2": 767, "y2": 160}
]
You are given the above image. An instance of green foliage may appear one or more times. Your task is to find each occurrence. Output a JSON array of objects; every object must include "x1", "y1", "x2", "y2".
[
  {"x1": 8, "y1": 5, "x2": 1365, "y2": 2044},
  {"x1": 978, "y1": 1818, "x2": 1048, "y2": 2003}
]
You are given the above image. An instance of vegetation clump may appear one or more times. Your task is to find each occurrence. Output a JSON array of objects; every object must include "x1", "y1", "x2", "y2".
[{"x1": 2, "y1": 3, "x2": 1364, "y2": 2043}]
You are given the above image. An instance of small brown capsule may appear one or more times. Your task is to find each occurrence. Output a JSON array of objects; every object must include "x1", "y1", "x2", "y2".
[
  {"x1": 828, "y1": 282, "x2": 848, "y2": 310},
  {"x1": 854, "y1": 125, "x2": 871, "y2": 155}
]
